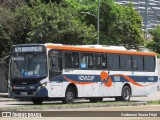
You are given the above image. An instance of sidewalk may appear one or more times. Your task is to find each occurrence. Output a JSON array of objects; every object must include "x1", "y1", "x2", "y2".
[
  {"x1": 0, "y1": 93, "x2": 8, "y2": 98},
  {"x1": 0, "y1": 93, "x2": 17, "y2": 102}
]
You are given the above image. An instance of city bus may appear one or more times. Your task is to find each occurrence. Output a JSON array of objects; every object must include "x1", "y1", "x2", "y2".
[{"x1": 8, "y1": 43, "x2": 158, "y2": 104}]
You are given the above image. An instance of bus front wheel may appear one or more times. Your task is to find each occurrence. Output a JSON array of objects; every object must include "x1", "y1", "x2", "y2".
[{"x1": 62, "y1": 87, "x2": 75, "y2": 104}]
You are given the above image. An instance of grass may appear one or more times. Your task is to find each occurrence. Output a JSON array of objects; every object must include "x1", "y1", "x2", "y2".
[
  {"x1": 0, "y1": 101, "x2": 137, "y2": 110},
  {"x1": 147, "y1": 100, "x2": 160, "y2": 105}
]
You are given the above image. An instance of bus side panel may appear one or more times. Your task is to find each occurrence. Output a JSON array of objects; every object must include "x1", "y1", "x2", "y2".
[
  {"x1": 48, "y1": 82, "x2": 64, "y2": 98},
  {"x1": 145, "y1": 82, "x2": 158, "y2": 95},
  {"x1": 131, "y1": 83, "x2": 146, "y2": 96},
  {"x1": 114, "y1": 82, "x2": 123, "y2": 96}
]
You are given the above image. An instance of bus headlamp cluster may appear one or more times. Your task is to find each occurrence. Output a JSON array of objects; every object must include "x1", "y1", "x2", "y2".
[
  {"x1": 41, "y1": 83, "x2": 47, "y2": 88},
  {"x1": 38, "y1": 82, "x2": 47, "y2": 90}
]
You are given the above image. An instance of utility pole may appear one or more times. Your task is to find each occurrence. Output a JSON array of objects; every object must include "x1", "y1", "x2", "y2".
[
  {"x1": 97, "y1": 0, "x2": 100, "y2": 44},
  {"x1": 144, "y1": 0, "x2": 148, "y2": 40}
]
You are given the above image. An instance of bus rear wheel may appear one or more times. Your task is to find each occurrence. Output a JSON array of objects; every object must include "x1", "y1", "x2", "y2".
[
  {"x1": 32, "y1": 98, "x2": 43, "y2": 105},
  {"x1": 62, "y1": 87, "x2": 75, "y2": 104},
  {"x1": 115, "y1": 85, "x2": 131, "y2": 101}
]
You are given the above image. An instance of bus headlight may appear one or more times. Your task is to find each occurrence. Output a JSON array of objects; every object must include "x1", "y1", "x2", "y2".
[
  {"x1": 38, "y1": 82, "x2": 47, "y2": 90},
  {"x1": 41, "y1": 83, "x2": 47, "y2": 88}
]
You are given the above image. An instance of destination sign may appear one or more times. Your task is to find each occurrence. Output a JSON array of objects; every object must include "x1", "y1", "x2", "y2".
[{"x1": 12, "y1": 46, "x2": 44, "y2": 53}]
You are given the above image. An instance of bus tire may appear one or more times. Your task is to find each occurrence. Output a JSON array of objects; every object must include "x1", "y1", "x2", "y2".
[
  {"x1": 89, "y1": 98, "x2": 103, "y2": 103},
  {"x1": 121, "y1": 85, "x2": 131, "y2": 101},
  {"x1": 32, "y1": 98, "x2": 43, "y2": 105},
  {"x1": 62, "y1": 87, "x2": 75, "y2": 104},
  {"x1": 115, "y1": 86, "x2": 131, "y2": 101},
  {"x1": 122, "y1": 85, "x2": 131, "y2": 101}
]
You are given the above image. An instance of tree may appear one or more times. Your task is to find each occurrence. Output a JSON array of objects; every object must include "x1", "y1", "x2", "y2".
[
  {"x1": 100, "y1": 0, "x2": 144, "y2": 48},
  {"x1": 0, "y1": 0, "x2": 145, "y2": 57},
  {"x1": 65, "y1": 0, "x2": 144, "y2": 47},
  {"x1": 0, "y1": 0, "x2": 96, "y2": 57},
  {"x1": 0, "y1": 7, "x2": 15, "y2": 57},
  {"x1": 0, "y1": 0, "x2": 27, "y2": 57},
  {"x1": 16, "y1": 0, "x2": 96, "y2": 44},
  {"x1": 146, "y1": 26, "x2": 160, "y2": 53}
]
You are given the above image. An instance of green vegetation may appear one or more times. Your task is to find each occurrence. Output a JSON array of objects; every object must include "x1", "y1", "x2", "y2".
[
  {"x1": 0, "y1": 101, "x2": 138, "y2": 110},
  {"x1": 0, "y1": 0, "x2": 146, "y2": 57},
  {"x1": 147, "y1": 100, "x2": 160, "y2": 105},
  {"x1": 147, "y1": 26, "x2": 160, "y2": 54}
]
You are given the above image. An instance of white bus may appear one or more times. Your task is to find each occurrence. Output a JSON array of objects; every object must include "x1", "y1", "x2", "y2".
[{"x1": 8, "y1": 43, "x2": 158, "y2": 104}]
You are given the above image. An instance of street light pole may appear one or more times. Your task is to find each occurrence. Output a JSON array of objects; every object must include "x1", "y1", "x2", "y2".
[
  {"x1": 81, "y1": 0, "x2": 100, "y2": 44},
  {"x1": 97, "y1": 0, "x2": 100, "y2": 45},
  {"x1": 144, "y1": 0, "x2": 148, "y2": 40}
]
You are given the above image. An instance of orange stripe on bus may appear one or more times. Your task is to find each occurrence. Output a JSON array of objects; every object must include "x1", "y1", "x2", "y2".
[
  {"x1": 45, "y1": 44, "x2": 156, "y2": 56},
  {"x1": 114, "y1": 74, "x2": 155, "y2": 86}
]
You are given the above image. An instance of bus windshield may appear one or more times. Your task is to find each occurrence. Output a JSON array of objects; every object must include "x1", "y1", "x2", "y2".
[{"x1": 10, "y1": 54, "x2": 47, "y2": 78}]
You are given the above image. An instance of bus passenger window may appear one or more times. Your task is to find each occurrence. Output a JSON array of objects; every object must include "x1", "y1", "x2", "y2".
[
  {"x1": 65, "y1": 52, "x2": 79, "y2": 68},
  {"x1": 95, "y1": 54, "x2": 101, "y2": 69},
  {"x1": 144, "y1": 56, "x2": 155, "y2": 72},
  {"x1": 80, "y1": 55, "x2": 87, "y2": 68},
  {"x1": 80, "y1": 53, "x2": 94, "y2": 69},
  {"x1": 101, "y1": 54, "x2": 107, "y2": 69},
  {"x1": 132, "y1": 60, "x2": 138, "y2": 70},
  {"x1": 120, "y1": 55, "x2": 132, "y2": 71},
  {"x1": 65, "y1": 53, "x2": 72, "y2": 68},
  {"x1": 132, "y1": 55, "x2": 144, "y2": 71},
  {"x1": 72, "y1": 52, "x2": 79, "y2": 68},
  {"x1": 108, "y1": 54, "x2": 120, "y2": 70},
  {"x1": 88, "y1": 54, "x2": 94, "y2": 68}
]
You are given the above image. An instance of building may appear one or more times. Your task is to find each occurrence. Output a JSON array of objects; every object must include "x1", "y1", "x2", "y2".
[{"x1": 115, "y1": 0, "x2": 160, "y2": 38}]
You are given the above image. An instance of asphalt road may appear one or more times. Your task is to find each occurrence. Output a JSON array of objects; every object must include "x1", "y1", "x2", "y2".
[
  {"x1": 0, "y1": 98, "x2": 145, "y2": 108},
  {"x1": 0, "y1": 91, "x2": 160, "y2": 120},
  {"x1": 0, "y1": 91, "x2": 160, "y2": 108}
]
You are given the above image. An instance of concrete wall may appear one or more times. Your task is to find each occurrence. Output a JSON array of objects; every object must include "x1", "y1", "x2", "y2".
[{"x1": 0, "y1": 64, "x2": 7, "y2": 92}]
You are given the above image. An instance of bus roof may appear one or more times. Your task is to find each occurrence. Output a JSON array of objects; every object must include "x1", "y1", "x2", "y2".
[{"x1": 45, "y1": 43, "x2": 156, "y2": 56}]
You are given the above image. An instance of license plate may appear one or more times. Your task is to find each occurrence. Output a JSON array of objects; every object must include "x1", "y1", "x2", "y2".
[{"x1": 20, "y1": 92, "x2": 28, "y2": 95}]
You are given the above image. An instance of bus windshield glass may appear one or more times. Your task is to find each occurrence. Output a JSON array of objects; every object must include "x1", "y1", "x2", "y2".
[{"x1": 10, "y1": 54, "x2": 47, "y2": 78}]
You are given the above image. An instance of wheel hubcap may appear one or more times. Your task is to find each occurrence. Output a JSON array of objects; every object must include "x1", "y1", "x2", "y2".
[
  {"x1": 67, "y1": 91, "x2": 73, "y2": 101},
  {"x1": 124, "y1": 89, "x2": 130, "y2": 100}
]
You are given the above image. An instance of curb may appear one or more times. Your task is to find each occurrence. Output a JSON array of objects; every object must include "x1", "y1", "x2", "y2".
[
  {"x1": 0, "y1": 93, "x2": 8, "y2": 98},
  {"x1": 0, "y1": 102, "x2": 147, "y2": 111}
]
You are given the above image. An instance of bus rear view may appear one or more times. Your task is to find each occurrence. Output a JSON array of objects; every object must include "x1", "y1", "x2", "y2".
[{"x1": 8, "y1": 44, "x2": 48, "y2": 104}]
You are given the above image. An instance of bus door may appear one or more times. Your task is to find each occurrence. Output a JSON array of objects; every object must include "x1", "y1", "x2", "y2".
[{"x1": 49, "y1": 50, "x2": 63, "y2": 97}]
